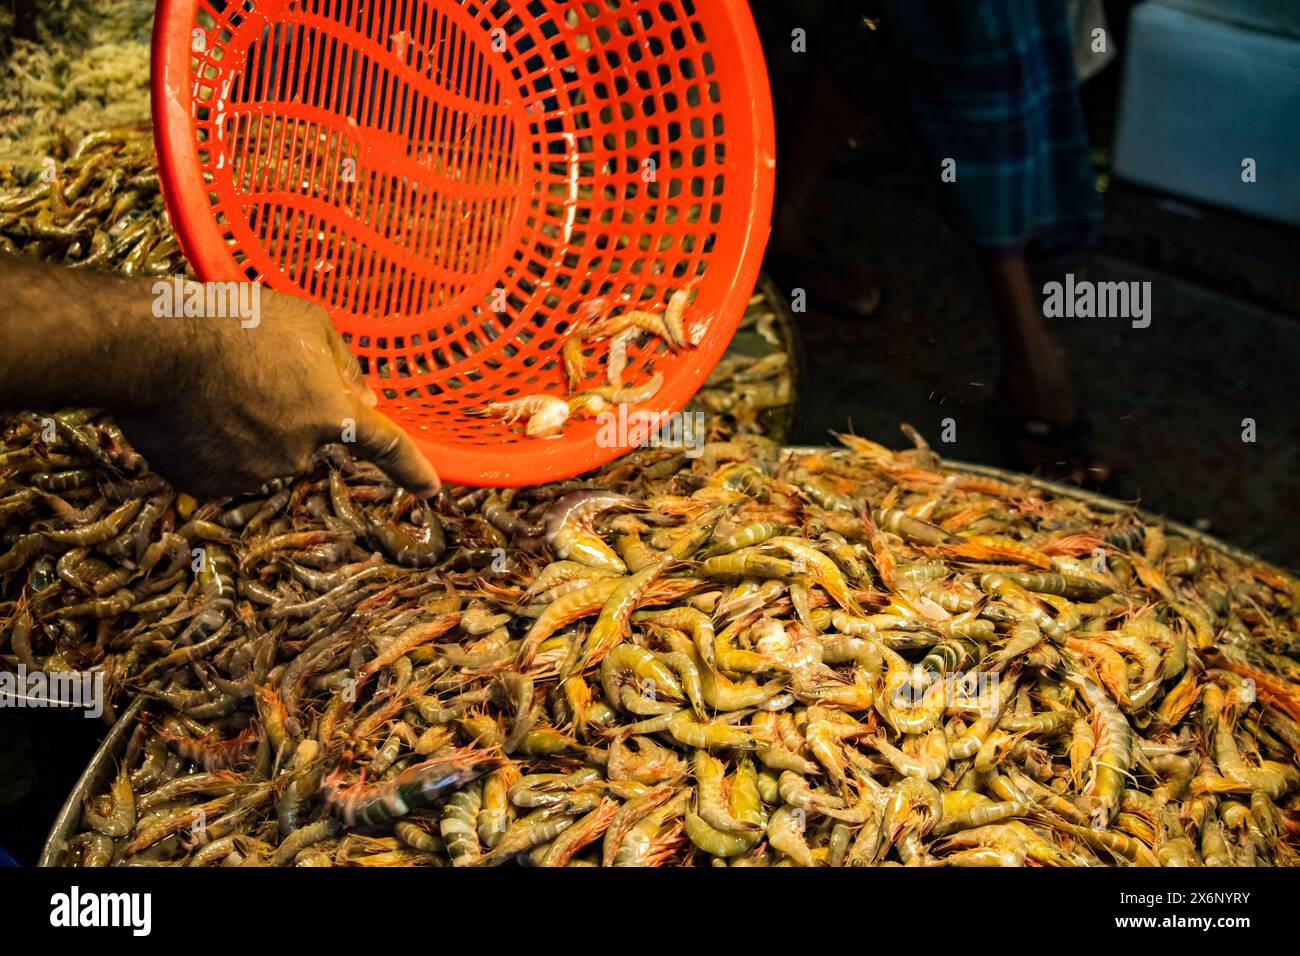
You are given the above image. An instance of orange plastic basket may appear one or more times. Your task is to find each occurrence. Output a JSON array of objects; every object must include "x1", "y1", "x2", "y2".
[{"x1": 151, "y1": 0, "x2": 775, "y2": 486}]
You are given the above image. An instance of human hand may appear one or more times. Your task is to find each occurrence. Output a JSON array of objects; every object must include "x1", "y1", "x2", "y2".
[{"x1": 114, "y1": 287, "x2": 440, "y2": 498}]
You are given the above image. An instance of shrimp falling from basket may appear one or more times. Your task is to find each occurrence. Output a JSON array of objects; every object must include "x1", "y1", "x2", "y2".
[{"x1": 466, "y1": 289, "x2": 695, "y2": 440}]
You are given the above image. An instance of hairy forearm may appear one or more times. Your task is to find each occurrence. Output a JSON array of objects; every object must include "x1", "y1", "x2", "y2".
[
  {"x1": 0, "y1": 255, "x2": 193, "y2": 413},
  {"x1": 0, "y1": 255, "x2": 440, "y2": 497}
]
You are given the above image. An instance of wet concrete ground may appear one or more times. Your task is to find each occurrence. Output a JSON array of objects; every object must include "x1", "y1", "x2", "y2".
[{"x1": 775, "y1": 164, "x2": 1300, "y2": 569}]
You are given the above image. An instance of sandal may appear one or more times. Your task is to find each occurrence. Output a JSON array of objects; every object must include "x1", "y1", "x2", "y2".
[{"x1": 985, "y1": 402, "x2": 1116, "y2": 492}]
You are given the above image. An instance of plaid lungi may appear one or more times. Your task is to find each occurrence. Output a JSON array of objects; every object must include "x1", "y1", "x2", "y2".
[{"x1": 883, "y1": 0, "x2": 1102, "y2": 255}]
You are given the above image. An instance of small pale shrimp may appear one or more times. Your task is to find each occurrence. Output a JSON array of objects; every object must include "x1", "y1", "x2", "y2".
[
  {"x1": 794, "y1": 668, "x2": 875, "y2": 712},
  {"x1": 872, "y1": 506, "x2": 959, "y2": 547},
  {"x1": 271, "y1": 818, "x2": 340, "y2": 867},
  {"x1": 986, "y1": 621, "x2": 1044, "y2": 668},
  {"x1": 606, "y1": 327, "x2": 638, "y2": 386},
  {"x1": 439, "y1": 780, "x2": 484, "y2": 866},
  {"x1": 522, "y1": 560, "x2": 619, "y2": 602},
  {"x1": 761, "y1": 536, "x2": 864, "y2": 615},
  {"x1": 477, "y1": 764, "x2": 518, "y2": 849},
  {"x1": 699, "y1": 520, "x2": 786, "y2": 559},
  {"x1": 607, "y1": 731, "x2": 687, "y2": 785},
  {"x1": 870, "y1": 728, "x2": 948, "y2": 781},
  {"x1": 592, "y1": 370, "x2": 666, "y2": 405},
  {"x1": 1158, "y1": 835, "x2": 1202, "y2": 867},
  {"x1": 699, "y1": 548, "x2": 797, "y2": 581},
  {"x1": 932, "y1": 797, "x2": 1034, "y2": 837},
  {"x1": 997, "y1": 711, "x2": 1074, "y2": 736},
  {"x1": 611, "y1": 790, "x2": 691, "y2": 867},
  {"x1": 846, "y1": 796, "x2": 888, "y2": 867},
  {"x1": 81, "y1": 769, "x2": 136, "y2": 838},
  {"x1": 994, "y1": 768, "x2": 1090, "y2": 826},
  {"x1": 803, "y1": 713, "x2": 865, "y2": 787},
  {"x1": 393, "y1": 819, "x2": 441, "y2": 853},
  {"x1": 538, "y1": 797, "x2": 620, "y2": 867},
  {"x1": 562, "y1": 334, "x2": 588, "y2": 391},
  {"x1": 666, "y1": 711, "x2": 768, "y2": 751},
  {"x1": 601, "y1": 644, "x2": 684, "y2": 716},
  {"x1": 768, "y1": 804, "x2": 816, "y2": 866},
  {"x1": 686, "y1": 768, "x2": 766, "y2": 861},
  {"x1": 700, "y1": 666, "x2": 788, "y2": 713},
  {"x1": 43, "y1": 498, "x2": 145, "y2": 548},
  {"x1": 477, "y1": 806, "x2": 582, "y2": 867},
  {"x1": 601, "y1": 784, "x2": 677, "y2": 866},
  {"x1": 1063, "y1": 668, "x2": 1133, "y2": 825},
  {"x1": 467, "y1": 393, "x2": 571, "y2": 438},
  {"x1": 934, "y1": 824, "x2": 1028, "y2": 867},
  {"x1": 461, "y1": 604, "x2": 511, "y2": 636},
  {"x1": 996, "y1": 570, "x2": 1114, "y2": 601},
  {"x1": 657, "y1": 650, "x2": 706, "y2": 717},
  {"x1": 777, "y1": 770, "x2": 873, "y2": 824},
  {"x1": 516, "y1": 576, "x2": 622, "y2": 669},
  {"x1": 575, "y1": 559, "x2": 672, "y2": 672},
  {"x1": 1213, "y1": 702, "x2": 1299, "y2": 799},
  {"x1": 684, "y1": 809, "x2": 755, "y2": 860},
  {"x1": 1047, "y1": 818, "x2": 1160, "y2": 866},
  {"x1": 587, "y1": 309, "x2": 677, "y2": 349},
  {"x1": 876, "y1": 647, "x2": 946, "y2": 736},
  {"x1": 694, "y1": 751, "x2": 761, "y2": 834},
  {"x1": 567, "y1": 392, "x2": 608, "y2": 420},
  {"x1": 636, "y1": 606, "x2": 717, "y2": 669},
  {"x1": 881, "y1": 779, "x2": 942, "y2": 845},
  {"x1": 819, "y1": 631, "x2": 884, "y2": 677},
  {"x1": 499, "y1": 671, "x2": 537, "y2": 753},
  {"x1": 663, "y1": 288, "x2": 690, "y2": 348},
  {"x1": 755, "y1": 738, "x2": 821, "y2": 777},
  {"x1": 544, "y1": 490, "x2": 640, "y2": 574},
  {"x1": 1068, "y1": 717, "x2": 1095, "y2": 790}
]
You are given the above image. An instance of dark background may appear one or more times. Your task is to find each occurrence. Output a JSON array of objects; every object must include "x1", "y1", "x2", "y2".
[{"x1": 752, "y1": 0, "x2": 1300, "y2": 571}]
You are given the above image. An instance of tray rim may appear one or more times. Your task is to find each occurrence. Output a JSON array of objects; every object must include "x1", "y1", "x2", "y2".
[
  {"x1": 38, "y1": 695, "x2": 145, "y2": 867},
  {"x1": 782, "y1": 447, "x2": 1287, "y2": 574}
]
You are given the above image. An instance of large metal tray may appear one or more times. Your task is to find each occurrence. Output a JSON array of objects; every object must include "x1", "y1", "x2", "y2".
[
  {"x1": 38, "y1": 695, "x2": 145, "y2": 867},
  {"x1": 37, "y1": 453, "x2": 1285, "y2": 865}
]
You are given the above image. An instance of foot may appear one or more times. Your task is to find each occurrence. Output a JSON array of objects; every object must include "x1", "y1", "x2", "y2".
[{"x1": 991, "y1": 374, "x2": 1113, "y2": 488}]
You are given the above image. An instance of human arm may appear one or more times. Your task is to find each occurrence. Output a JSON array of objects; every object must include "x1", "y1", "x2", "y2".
[{"x1": 0, "y1": 255, "x2": 439, "y2": 498}]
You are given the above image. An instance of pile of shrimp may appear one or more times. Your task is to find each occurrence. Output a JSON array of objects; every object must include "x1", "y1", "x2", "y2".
[
  {"x1": 0, "y1": 125, "x2": 185, "y2": 275},
  {"x1": 7, "y1": 407, "x2": 1300, "y2": 866},
  {"x1": 0, "y1": 0, "x2": 153, "y2": 162},
  {"x1": 692, "y1": 301, "x2": 793, "y2": 439},
  {"x1": 491, "y1": 282, "x2": 799, "y2": 443}
]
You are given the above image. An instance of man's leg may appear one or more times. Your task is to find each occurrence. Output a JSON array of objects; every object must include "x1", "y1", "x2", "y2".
[{"x1": 982, "y1": 252, "x2": 1078, "y2": 427}]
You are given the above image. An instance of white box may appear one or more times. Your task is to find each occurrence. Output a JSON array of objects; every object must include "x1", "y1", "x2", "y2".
[
  {"x1": 1156, "y1": 0, "x2": 1300, "y2": 40},
  {"x1": 1114, "y1": 2, "x2": 1300, "y2": 225}
]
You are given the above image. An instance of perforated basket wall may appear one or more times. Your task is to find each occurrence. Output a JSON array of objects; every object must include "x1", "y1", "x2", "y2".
[{"x1": 152, "y1": 0, "x2": 775, "y2": 486}]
